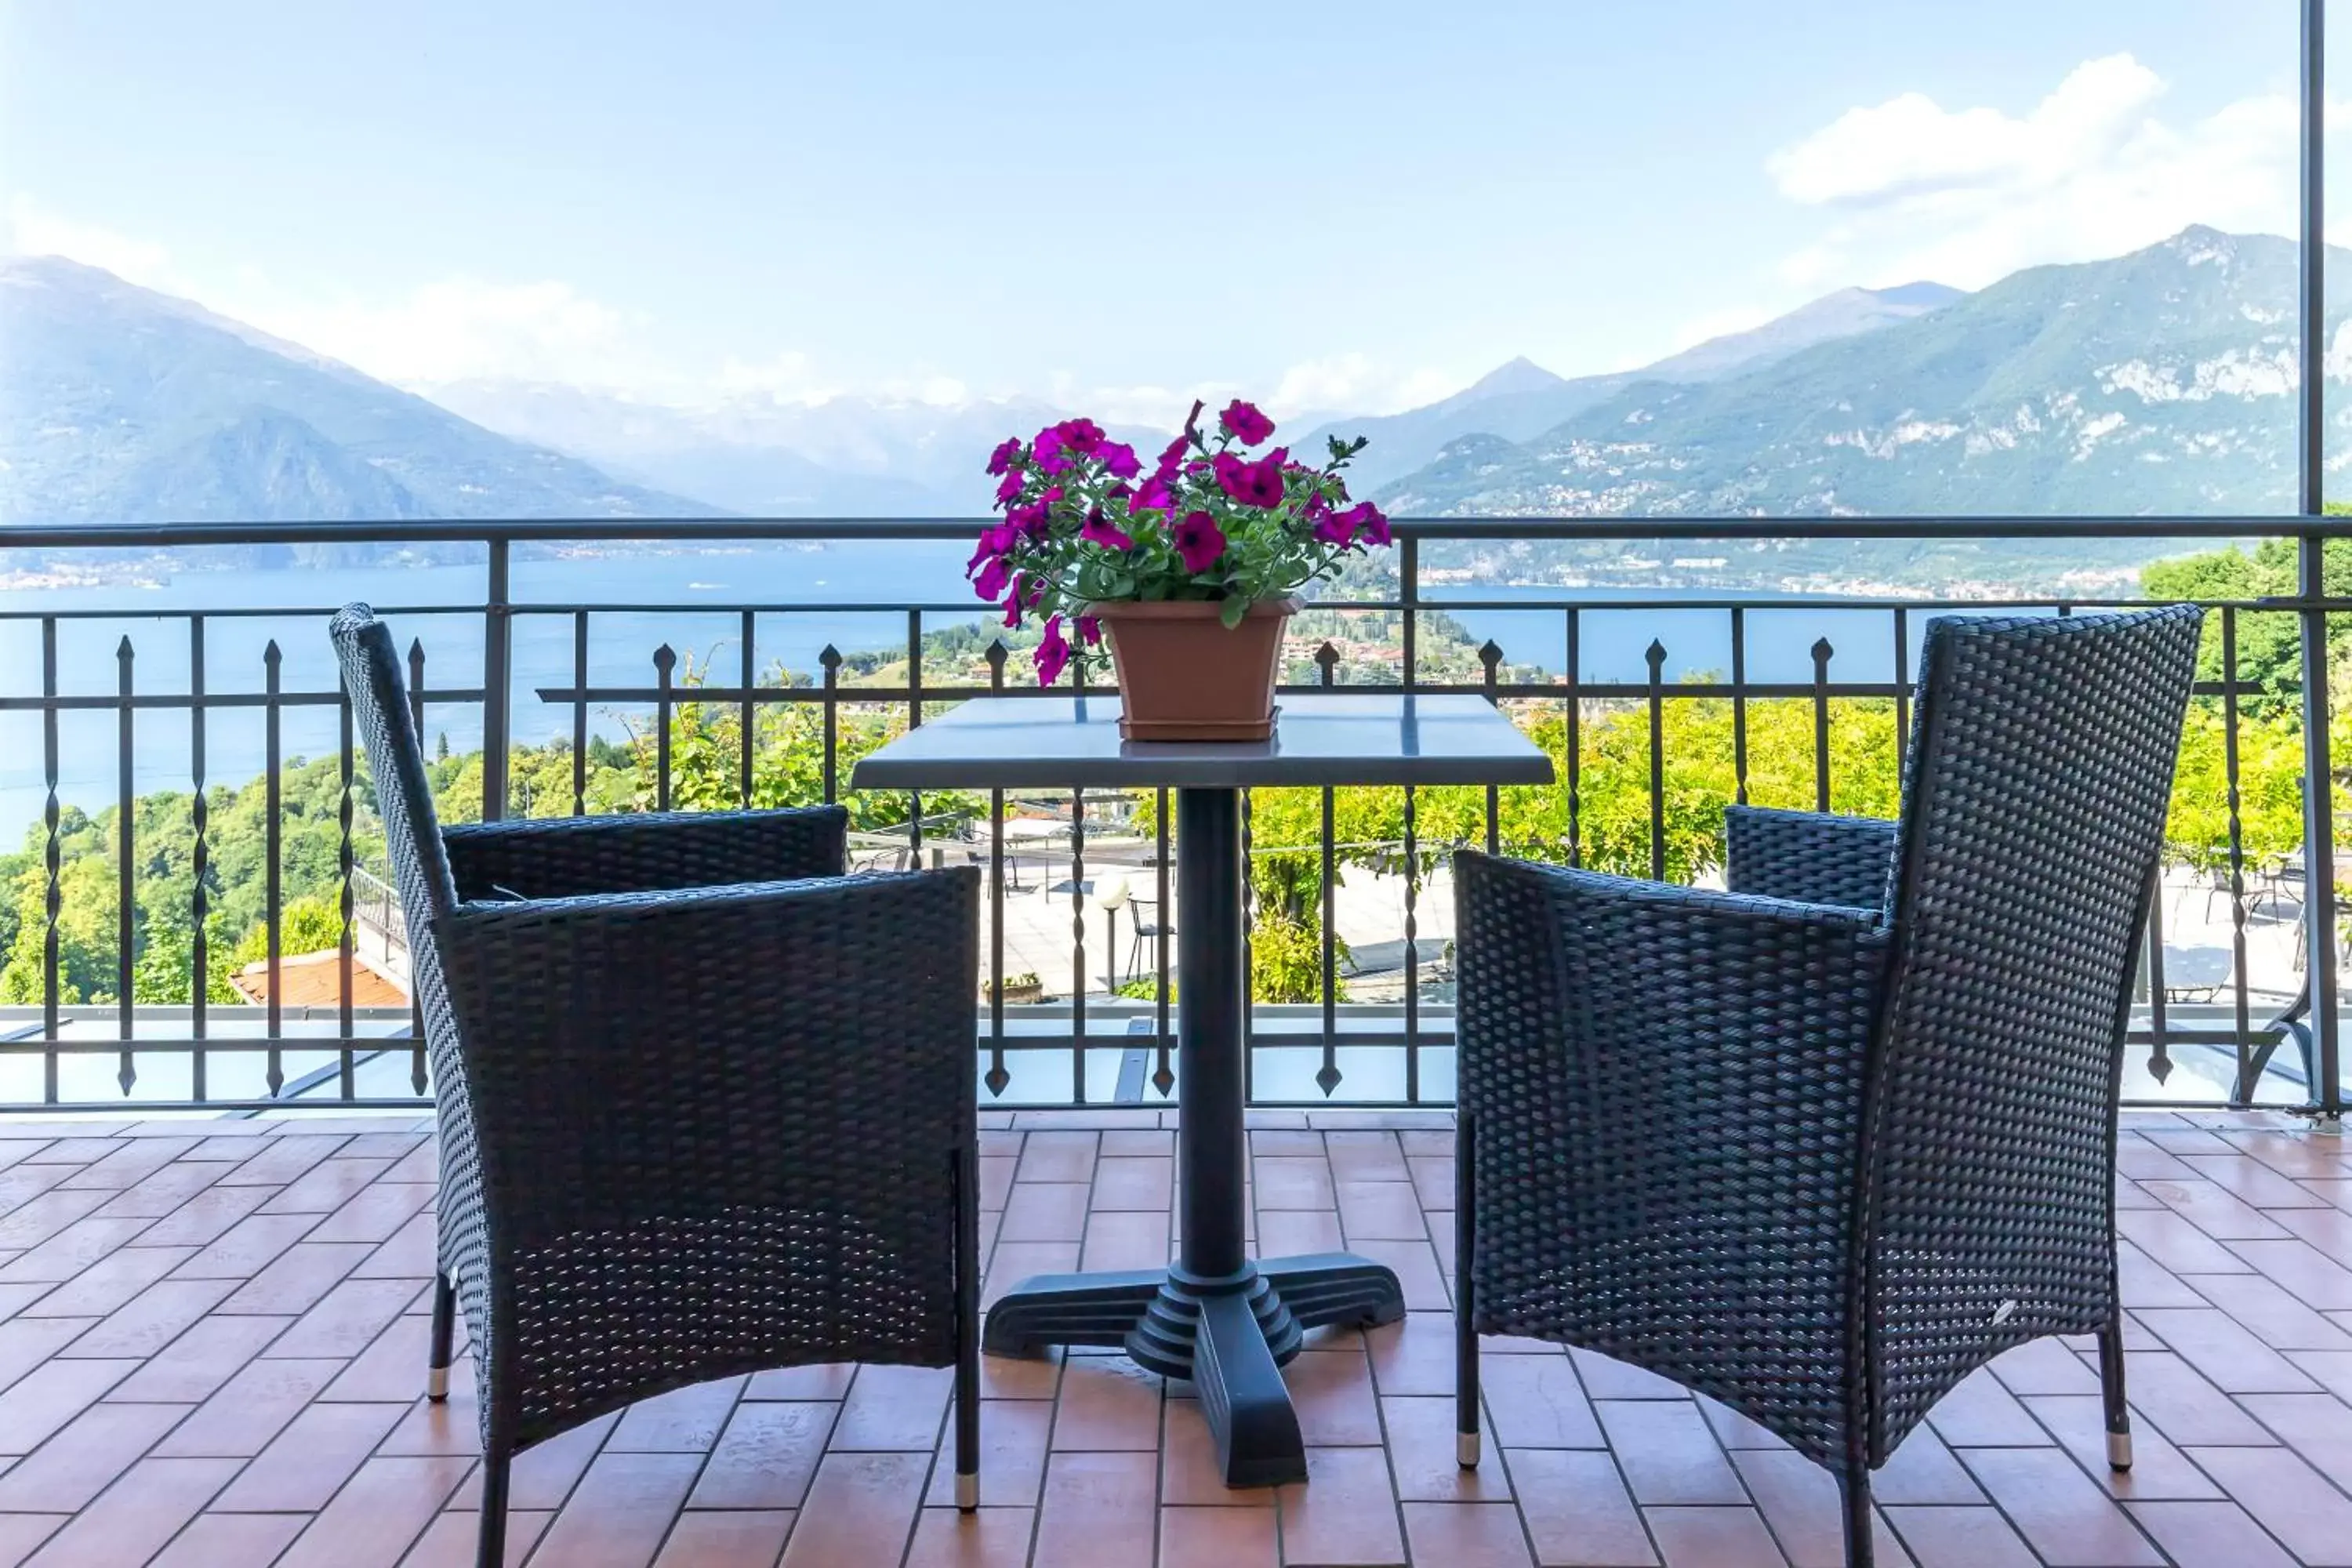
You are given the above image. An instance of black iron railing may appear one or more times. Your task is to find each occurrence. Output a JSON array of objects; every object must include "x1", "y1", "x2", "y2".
[{"x1": 0, "y1": 515, "x2": 2345, "y2": 1121}]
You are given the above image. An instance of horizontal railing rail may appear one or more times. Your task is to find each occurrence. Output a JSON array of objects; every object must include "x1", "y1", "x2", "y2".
[{"x1": 1, "y1": 514, "x2": 2344, "y2": 1121}]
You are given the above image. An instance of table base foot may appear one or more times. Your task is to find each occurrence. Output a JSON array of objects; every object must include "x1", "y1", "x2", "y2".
[{"x1": 981, "y1": 1252, "x2": 1406, "y2": 1487}]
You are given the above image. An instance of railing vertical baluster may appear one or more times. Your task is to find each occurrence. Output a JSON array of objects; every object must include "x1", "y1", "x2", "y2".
[
  {"x1": 482, "y1": 539, "x2": 511, "y2": 822},
  {"x1": 985, "y1": 641, "x2": 1009, "y2": 1099},
  {"x1": 820, "y1": 646, "x2": 840, "y2": 804},
  {"x1": 1241, "y1": 787, "x2": 1254, "y2": 1102},
  {"x1": 189, "y1": 617, "x2": 208, "y2": 1105},
  {"x1": 1893, "y1": 608, "x2": 1912, "y2": 778},
  {"x1": 739, "y1": 610, "x2": 757, "y2": 809},
  {"x1": 1154, "y1": 786, "x2": 1173, "y2": 1097},
  {"x1": 1480, "y1": 641, "x2": 1502, "y2": 856},
  {"x1": 1069, "y1": 653, "x2": 1086, "y2": 1106},
  {"x1": 114, "y1": 637, "x2": 136, "y2": 1095},
  {"x1": 1646, "y1": 640, "x2": 1667, "y2": 882},
  {"x1": 1811, "y1": 637, "x2": 1835, "y2": 813},
  {"x1": 1070, "y1": 782, "x2": 1087, "y2": 1106},
  {"x1": 1402, "y1": 540, "x2": 1421, "y2": 1102},
  {"x1": 40, "y1": 616, "x2": 59, "y2": 1104},
  {"x1": 2221, "y1": 610, "x2": 2257, "y2": 1104},
  {"x1": 1730, "y1": 607, "x2": 1749, "y2": 808},
  {"x1": 2299, "y1": 0, "x2": 2341, "y2": 1127},
  {"x1": 1316, "y1": 642, "x2": 1341, "y2": 1097},
  {"x1": 2146, "y1": 865, "x2": 2173, "y2": 1084},
  {"x1": 1565, "y1": 608, "x2": 1581, "y2": 866},
  {"x1": 2297, "y1": 533, "x2": 2341, "y2": 1123},
  {"x1": 263, "y1": 640, "x2": 283, "y2": 1098},
  {"x1": 408, "y1": 640, "x2": 429, "y2": 1098},
  {"x1": 338, "y1": 686, "x2": 356, "y2": 1102},
  {"x1": 908, "y1": 611, "x2": 924, "y2": 858},
  {"x1": 652, "y1": 644, "x2": 676, "y2": 812},
  {"x1": 1403, "y1": 781, "x2": 1419, "y2": 1104},
  {"x1": 572, "y1": 612, "x2": 589, "y2": 816},
  {"x1": 1399, "y1": 535, "x2": 1419, "y2": 688}
]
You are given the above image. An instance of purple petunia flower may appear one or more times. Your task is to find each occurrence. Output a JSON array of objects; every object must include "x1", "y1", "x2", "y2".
[
  {"x1": 967, "y1": 522, "x2": 1018, "y2": 574},
  {"x1": 1079, "y1": 614, "x2": 1102, "y2": 647},
  {"x1": 1035, "y1": 615, "x2": 1071, "y2": 685},
  {"x1": 1154, "y1": 434, "x2": 1188, "y2": 476},
  {"x1": 1173, "y1": 510, "x2": 1227, "y2": 573},
  {"x1": 1214, "y1": 449, "x2": 1288, "y2": 510},
  {"x1": 994, "y1": 470, "x2": 1025, "y2": 506},
  {"x1": 1080, "y1": 507, "x2": 1135, "y2": 551},
  {"x1": 1130, "y1": 474, "x2": 1174, "y2": 515},
  {"x1": 1312, "y1": 506, "x2": 1357, "y2": 548},
  {"x1": 1219, "y1": 399, "x2": 1276, "y2": 445},
  {"x1": 973, "y1": 554, "x2": 1012, "y2": 601},
  {"x1": 1007, "y1": 502, "x2": 1051, "y2": 539},
  {"x1": 1033, "y1": 428, "x2": 1072, "y2": 475},
  {"x1": 1099, "y1": 441, "x2": 1142, "y2": 480},
  {"x1": 985, "y1": 437, "x2": 1023, "y2": 477},
  {"x1": 1054, "y1": 418, "x2": 1106, "y2": 455},
  {"x1": 1338, "y1": 501, "x2": 1391, "y2": 548}
]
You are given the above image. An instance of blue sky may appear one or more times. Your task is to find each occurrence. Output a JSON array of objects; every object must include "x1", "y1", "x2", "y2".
[{"x1": 0, "y1": 1, "x2": 2318, "y2": 422}]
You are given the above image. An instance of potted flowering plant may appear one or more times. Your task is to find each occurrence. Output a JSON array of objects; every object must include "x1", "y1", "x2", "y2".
[{"x1": 969, "y1": 397, "x2": 1388, "y2": 741}]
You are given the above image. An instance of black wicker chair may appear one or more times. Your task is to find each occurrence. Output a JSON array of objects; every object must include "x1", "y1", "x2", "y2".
[
  {"x1": 330, "y1": 604, "x2": 982, "y2": 1568},
  {"x1": 1454, "y1": 605, "x2": 2202, "y2": 1567}
]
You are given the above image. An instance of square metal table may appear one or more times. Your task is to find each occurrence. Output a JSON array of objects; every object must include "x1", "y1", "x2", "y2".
[{"x1": 855, "y1": 692, "x2": 1554, "y2": 1487}]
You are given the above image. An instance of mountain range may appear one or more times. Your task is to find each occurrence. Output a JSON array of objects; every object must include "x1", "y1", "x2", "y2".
[
  {"x1": 1294, "y1": 281, "x2": 1965, "y2": 493},
  {"x1": 0, "y1": 256, "x2": 714, "y2": 544},
  {"x1": 1381, "y1": 227, "x2": 2344, "y2": 529},
  {"x1": 1, "y1": 228, "x2": 2341, "y2": 590}
]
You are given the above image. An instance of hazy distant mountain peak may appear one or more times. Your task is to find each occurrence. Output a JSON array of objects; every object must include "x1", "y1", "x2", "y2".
[
  {"x1": 1868, "y1": 281, "x2": 1967, "y2": 310},
  {"x1": 0, "y1": 258, "x2": 719, "y2": 528},
  {"x1": 1454, "y1": 356, "x2": 1570, "y2": 403},
  {"x1": 1294, "y1": 279, "x2": 1972, "y2": 493},
  {"x1": 1379, "y1": 226, "x2": 2345, "y2": 522}
]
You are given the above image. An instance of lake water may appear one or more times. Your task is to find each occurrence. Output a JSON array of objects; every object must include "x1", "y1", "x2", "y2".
[{"x1": 0, "y1": 537, "x2": 1958, "y2": 841}]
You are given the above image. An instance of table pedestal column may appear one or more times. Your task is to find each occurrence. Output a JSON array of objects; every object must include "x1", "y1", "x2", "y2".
[{"x1": 982, "y1": 786, "x2": 1405, "y2": 1487}]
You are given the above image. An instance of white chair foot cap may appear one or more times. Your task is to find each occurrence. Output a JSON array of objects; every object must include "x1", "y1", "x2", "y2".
[
  {"x1": 1457, "y1": 1432, "x2": 1480, "y2": 1468},
  {"x1": 426, "y1": 1366, "x2": 450, "y2": 1401},
  {"x1": 956, "y1": 1472, "x2": 978, "y2": 1511},
  {"x1": 2107, "y1": 1431, "x2": 2132, "y2": 1471}
]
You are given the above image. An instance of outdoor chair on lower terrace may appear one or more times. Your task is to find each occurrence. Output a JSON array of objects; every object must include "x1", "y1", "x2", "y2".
[
  {"x1": 1454, "y1": 605, "x2": 2203, "y2": 1568},
  {"x1": 330, "y1": 603, "x2": 982, "y2": 1568}
]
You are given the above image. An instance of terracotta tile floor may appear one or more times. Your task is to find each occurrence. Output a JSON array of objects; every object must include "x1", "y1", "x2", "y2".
[{"x1": 0, "y1": 1108, "x2": 2348, "y2": 1566}]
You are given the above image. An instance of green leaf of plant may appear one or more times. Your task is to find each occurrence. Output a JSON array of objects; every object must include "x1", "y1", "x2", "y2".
[{"x1": 1220, "y1": 597, "x2": 1250, "y2": 629}]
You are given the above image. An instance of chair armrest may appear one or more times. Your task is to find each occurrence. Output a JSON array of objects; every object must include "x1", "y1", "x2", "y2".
[
  {"x1": 441, "y1": 806, "x2": 848, "y2": 901},
  {"x1": 1722, "y1": 805, "x2": 1896, "y2": 910},
  {"x1": 432, "y1": 866, "x2": 977, "y2": 1249},
  {"x1": 1452, "y1": 851, "x2": 1890, "y2": 1417}
]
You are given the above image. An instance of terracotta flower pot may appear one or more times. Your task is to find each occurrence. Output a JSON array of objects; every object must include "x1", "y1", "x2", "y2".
[{"x1": 1090, "y1": 597, "x2": 1298, "y2": 742}]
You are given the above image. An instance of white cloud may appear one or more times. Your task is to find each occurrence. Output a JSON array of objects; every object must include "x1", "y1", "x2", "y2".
[
  {"x1": 710, "y1": 350, "x2": 838, "y2": 405},
  {"x1": 1271, "y1": 354, "x2": 1460, "y2": 419},
  {"x1": 4, "y1": 194, "x2": 1474, "y2": 426},
  {"x1": 239, "y1": 277, "x2": 640, "y2": 388},
  {"x1": 1765, "y1": 55, "x2": 2308, "y2": 289},
  {"x1": 5, "y1": 194, "x2": 176, "y2": 287}
]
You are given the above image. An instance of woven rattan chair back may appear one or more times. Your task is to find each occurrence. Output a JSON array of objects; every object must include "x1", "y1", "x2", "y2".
[{"x1": 1861, "y1": 604, "x2": 2203, "y2": 1460}]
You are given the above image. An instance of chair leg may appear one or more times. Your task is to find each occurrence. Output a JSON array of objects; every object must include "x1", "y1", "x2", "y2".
[
  {"x1": 2097, "y1": 1323, "x2": 2133, "y2": 1470},
  {"x1": 953, "y1": 1143, "x2": 982, "y2": 1512},
  {"x1": 428, "y1": 1272, "x2": 456, "y2": 1402},
  {"x1": 476, "y1": 1446, "x2": 510, "y2": 1568},
  {"x1": 1455, "y1": 1111, "x2": 1480, "y2": 1469},
  {"x1": 1839, "y1": 1468, "x2": 1876, "y2": 1568}
]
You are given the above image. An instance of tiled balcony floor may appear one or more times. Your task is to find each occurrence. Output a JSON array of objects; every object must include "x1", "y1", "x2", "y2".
[{"x1": 0, "y1": 1110, "x2": 2349, "y2": 1566}]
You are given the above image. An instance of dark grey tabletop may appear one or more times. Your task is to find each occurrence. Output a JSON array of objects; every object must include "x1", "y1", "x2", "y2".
[{"x1": 851, "y1": 694, "x2": 1555, "y2": 791}]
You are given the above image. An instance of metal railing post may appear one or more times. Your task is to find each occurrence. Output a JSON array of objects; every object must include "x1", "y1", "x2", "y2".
[
  {"x1": 481, "y1": 538, "x2": 512, "y2": 822},
  {"x1": 2300, "y1": 0, "x2": 2341, "y2": 1127}
]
